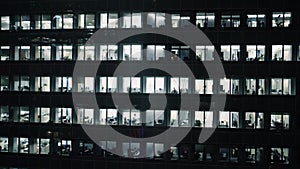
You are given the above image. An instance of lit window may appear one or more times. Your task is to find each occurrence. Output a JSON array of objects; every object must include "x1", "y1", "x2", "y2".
[
  {"x1": 19, "y1": 137, "x2": 29, "y2": 153},
  {"x1": 15, "y1": 46, "x2": 30, "y2": 60},
  {"x1": 245, "y1": 147, "x2": 264, "y2": 163},
  {"x1": 13, "y1": 76, "x2": 30, "y2": 91},
  {"x1": 55, "y1": 108, "x2": 72, "y2": 124},
  {"x1": 122, "y1": 77, "x2": 141, "y2": 93},
  {"x1": 55, "y1": 45, "x2": 73, "y2": 60},
  {"x1": 0, "y1": 46, "x2": 10, "y2": 61},
  {"x1": 170, "y1": 110, "x2": 190, "y2": 127},
  {"x1": 122, "y1": 44, "x2": 142, "y2": 61},
  {"x1": 1, "y1": 16, "x2": 10, "y2": 30},
  {"x1": 99, "y1": 45, "x2": 118, "y2": 60},
  {"x1": 271, "y1": 78, "x2": 293, "y2": 95},
  {"x1": 77, "y1": 108, "x2": 94, "y2": 124},
  {"x1": 77, "y1": 77, "x2": 94, "y2": 92},
  {"x1": 272, "y1": 12, "x2": 291, "y2": 27},
  {"x1": 272, "y1": 45, "x2": 292, "y2": 61},
  {"x1": 121, "y1": 109, "x2": 141, "y2": 126},
  {"x1": 145, "y1": 110, "x2": 165, "y2": 126},
  {"x1": 218, "y1": 111, "x2": 239, "y2": 128},
  {"x1": 57, "y1": 140, "x2": 72, "y2": 155},
  {"x1": 122, "y1": 12, "x2": 142, "y2": 28},
  {"x1": 99, "y1": 109, "x2": 118, "y2": 125},
  {"x1": 0, "y1": 75, "x2": 9, "y2": 91},
  {"x1": 146, "y1": 12, "x2": 165, "y2": 28},
  {"x1": 34, "y1": 46, "x2": 51, "y2": 60},
  {"x1": 196, "y1": 12, "x2": 215, "y2": 28},
  {"x1": 172, "y1": 14, "x2": 190, "y2": 28},
  {"x1": 170, "y1": 77, "x2": 189, "y2": 94},
  {"x1": 0, "y1": 137, "x2": 8, "y2": 152},
  {"x1": 221, "y1": 14, "x2": 240, "y2": 27},
  {"x1": 19, "y1": 107, "x2": 30, "y2": 123},
  {"x1": 53, "y1": 15, "x2": 62, "y2": 29},
  {"x1": 100, "y1": 12, "x2": 118, "y2": 28},
  {"x1": 271, "y1": 148, "x2": 289, "y2": 164},
  {"x1": 34, "y1": 107, "x2": 50, "y2": 123},
  {"x1": 247, "y1": 14, "x2": 266, "y2": 27},
  {"x1": 219, "y1": 78, "x2": 240, "y2": 94},
  {"x1": 195, "y1": 78, "x2": 213, "y2": 94},
  {"x1": 34, "y1": 76, "x2": 50, "y2": 92},
  {"x1": 41, "y1": 15, "x2": 51, "y2": 29},
  {"x1": 196, "y1": 45, "x2": 215, "y2": 61},
  {"x1": 78, "y1": 14, "x2": 95, "y2": 29},
  {"x1": 245, "y1": 112, "x2": 264, "y2": 129},
  {"x1": 77, "y1": 45, "x2": 95, "y2": 60},
  {"x1": 145, "y1": 77, "x2": 166, "y2": 93},
  {"x1": 99, "y1": 77, "x2": 117, "y2": 93},
  {"x1": 0, "y1": 106, "x2": 9, "y2": 122},
  {"x1": 246, "y1": 45, "x2": 265, "y2": 61},
  {"x1": 146, "y1": 143, "x2": 164, "y2": 159},
  {"x1": 194, "y1": 111, "x2": 213, "y2": 127},
  {"x1": 21, "y1": 15, "x2": 30, "y2": 30},
  {"x1": 245, "y1": 78, "x2": 256, "y2": 95},
  {"x1": 55, "y1": 76, "x2": 72, "y2": 92},
  {"x1": 146, "y1": 45, "x2": 165, "y2": 61},
  {"x1": 99, "y1": 141, "x2": 117, "y2": 157},
  {"x1": 270, "y1": 113, "x2": 290, "y2": 130},
  {"x1": 220, "y1": 45, "x2": 240, "y2": 61},
  {"x1": 63, "y1": 14, "x2": 73, "y2": 29}
]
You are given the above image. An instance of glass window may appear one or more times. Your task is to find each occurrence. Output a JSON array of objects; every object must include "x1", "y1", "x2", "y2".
[
  {"x1": 57, "y1": 140, "x2": 72, "y2": 155},
  {"x1": 53, "y1": 15, "x2": 62, "y2": 29},
  {"x1": 99, "y1": 109, "x2": 118, "y2": 125},
  {"x1": 99, "y1": 77, "x2": 117, "y2": 93},
  {"x1": 41, "y1": 15, "x2": 51, "y2": 29},
  {"x1": 33, "y1": 107, "x2": 50, "y2": 123},
  {"x1": 245, "y1": 112, "x2": 264, "y2": 129},
  {"x1": 0, "y1": 137, "x2": 8, "y2": 152},
  {"x1": 146, "y1": 12, "x2": 165, "y2": 28},
  {"x1": 77, "y1": 77, "x2": 94, "y2": 92},
  {"x1": 271, "y1": 148, "x2": 289, "y2": 164},
  {"x1": 194, "y1": 111, "x2": 213, "y2": 127},
  {"x1": 245, "y1": 78, "x2": 256, "y2": 95},
  {"x1": 146, "y1": 45, "x2": 165, "y2": 61},
  {"x1": 0, "y1": 46, "x2": 10, "y2": 61},
  {"x1": 218, "y1": 111, "x2": 239, "y2": 128},
  {"x1": 1, "y1": 16, "x2": 10, "y2": 30},
  {"x1": 0, "y1": 106, "x2": 9, "y2": 122},
  {"x1": 170, "y1": 77, "x2": 189, "y2": 94},
  {"x1": 221, "y1": 14, "x2": 240, "y2": 28},
  {"x1": 55, "y1": 108, "x2": 72, "y2": 124},
  {"x1": 34, "y1": 77, "x2": 50, "y2": 92},
  {"x1": 33, "y1": 15, "x2": 40, "y2": 29},
  {"x1": 272, "y1": 45, "x2": 292, "y2": 61},
  {"x1": 196, "y1": 45, "x2": 215, "y2": 61},
  {"x1": 21, "y1": 15, "x2": 30, "y2": 30},
  {"x1": 99, "y1": 13, "x2": 119, "y2": 28},
  {"x1": 247, "y1": 14, "x2": 265, "y2": 27},
  {"x1": 15, "y1": 46, "x2": 30, "y2": 61},
  {"x1": 19, "y1": 137, "x2": 29, "y2": 153},
  {"x1": 13, "y1": 76, "x2": 30, "y2": 91},
  {"x1": 220, "y1": 45, "x2": 240, "y2": 61},
  {"x1": 245, "y1": 147, "x2": 263, "y2": 163},
  {"x1": 0, "y1": 75, "x2": 9, "y2": 91},
  {"x1": 246, "y1": 45, "x2": 265, "y2": 61},
  {"x1": 122, "y1": 44, "x2": 142, "y2": 61},
  {"x1": 122, "y1": 12, "x2": 142, "y2": 28},
  {"x1": 12, "y1": 137, "x2": 19, "y2": 153},
  {"x1": 40, "y1": 138, "x2": 50, "y2": 154},
  {"x1": 171, "y1": 14, "x2": 190, "y2": 28},
  {"x1": 77, "y1": 45, "x2": 95, "y2": 60},
  {"x1": 55, "y1": 77, "x2": 72, "y2": 92},
  {"x1": 76, "y1": 108, "x2": 94, "y2": 124},
  {"x1": 121, "y1": 109, "x2": 141, "y2": 126},
  {"x1": 99, "y1": 45, "x2": 118, "y2": 60},
  {"x1": 34, "y1": 46, "x2": 51, "y2": 60},
  {"x1": 19, "y1": 107, "x2": 30, "y2": 122},
  {"x1": 272, "y1": 12, "x2": 291, "y2": 27},
  {"x1": 121, "y1": 77, "x2": 141, "y2": 93},
  {"x1": 78, "y1": 14, "x2": 95, "y2": 29},
  {"x1": 145, "y1": 77, "x2": 166, "y2": 93},
  {"x1": 63, "y1": 14, "x2": 73, "y2": 29},
  {"x1": 271, "y1": 113, "x2": 290, "y2": 130},
  {"x1": 196, "y1": 12, "x2": 215, "y2": 28},
  {"x1": 271, "y1": 78, "x2": 293, "y2": 95}
]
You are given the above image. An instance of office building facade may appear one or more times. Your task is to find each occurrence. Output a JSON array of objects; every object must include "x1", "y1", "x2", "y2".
[{"x1": 0, "y1": 0, "x2": 299, "y2": 168}]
